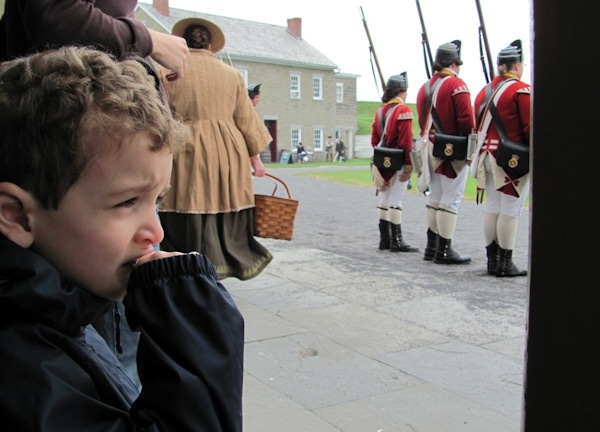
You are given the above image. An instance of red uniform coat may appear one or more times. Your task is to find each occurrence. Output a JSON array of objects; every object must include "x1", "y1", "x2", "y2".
[
  {"x1": 474, "y1": 75, "x2": 531, "y2": 151},
  {"x1": 473, "y1": 74, "x2": 531, "y2": 195},
  {"x1": 416, "y1": 71, "x2": 475, "y2": 178},
  {"x1": 371, "y1": 98, "x2": 414, "y2": 181}
]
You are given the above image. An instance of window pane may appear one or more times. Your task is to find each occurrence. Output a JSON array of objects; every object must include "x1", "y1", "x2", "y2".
[
  {"x1": 313, "y1": 129, "x2": 323, "y2": 150},
  {"x1": 313, "y1": 77, "x2": 323, "y2": 100},
  {"x1": 291, "y1": 129, "x2": 301, "y2": 149},
  {"x1": 290, "y1": 74, "x2": 301, "y2": 99},
  {"x1": 336, "y1": 83, "x2": 344, "y2": 103},
  {"x1": 237, "y1": 68, "x2": 248, "y2": 87}
]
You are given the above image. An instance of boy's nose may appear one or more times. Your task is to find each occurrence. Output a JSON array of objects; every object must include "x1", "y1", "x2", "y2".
[
  {"x1": 150, "y1": 211, "x2": 165, "y2": 245},
  {"x1": 139, "y1": 209, "x2": 164, "y2": 247}
]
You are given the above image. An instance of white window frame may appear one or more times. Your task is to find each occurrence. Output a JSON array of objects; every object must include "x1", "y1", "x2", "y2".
[
  {"x1": 313, "y1": 129, "x2": 323, "y2": 151},
  {"x1": 336, "y1": 82, "x2": 344, "y2": 103},
  {"x1": 290, "y1": 74, "x2": 301, "y2": 99},
  {"x1": 312, "y1": 76, "x2": 323, "y2": 100},
  {"x1": 237, "y1": 68, "x2": 249, "y2": 87},
  {"x1": 291, "y1": 128, "x2": 302, "y2": 150}
]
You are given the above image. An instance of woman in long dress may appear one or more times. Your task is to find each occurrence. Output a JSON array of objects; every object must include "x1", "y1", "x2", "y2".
[{"x1": 159, "y1": 17, "x2": 273, "y2": 280}]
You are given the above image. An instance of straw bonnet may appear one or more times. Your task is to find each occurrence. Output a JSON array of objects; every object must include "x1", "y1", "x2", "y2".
[{"x1": 172, "y1": 17, "x2": 225, "y2": 53}]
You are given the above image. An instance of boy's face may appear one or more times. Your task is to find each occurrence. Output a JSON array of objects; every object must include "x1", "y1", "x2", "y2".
[{"x1": 30, "y1": 134, "x2": 172, "y2": 300}]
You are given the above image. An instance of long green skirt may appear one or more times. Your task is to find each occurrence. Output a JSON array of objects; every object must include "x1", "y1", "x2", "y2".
[{"x1": 159, "y1": 210, "x2": 272, "y2": 281}]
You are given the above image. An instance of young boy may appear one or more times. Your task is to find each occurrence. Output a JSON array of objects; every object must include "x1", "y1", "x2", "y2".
[{"x1": 0, "y1": 46, "x2": 244, "y2": 430}]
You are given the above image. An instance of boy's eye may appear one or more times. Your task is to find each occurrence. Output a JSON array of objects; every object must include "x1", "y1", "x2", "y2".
[
  {"x1": 156, "y1": 194, "x2": 166, "y2": 206},
  {"x1": 115, "y1": 198, "x2": 137, "y2": 208}
]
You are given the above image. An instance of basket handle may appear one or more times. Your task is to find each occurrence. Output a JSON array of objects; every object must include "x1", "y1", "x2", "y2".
[{"x1": 263, "y1": 172, "x2": 292, "y2": 199}]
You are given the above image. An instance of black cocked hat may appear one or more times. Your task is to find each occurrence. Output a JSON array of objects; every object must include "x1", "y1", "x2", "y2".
[
  {"x1": 386, "y1": 72, "x2": 408, "y2": 90},
  {"x1": 435, "y1": 40, "x2": 463, "y2": 66},
  {"x1": 497, "y1": 39, "x2": 523, "y2": 65},
  {"x1": 248, "y1": 83, "x2": 261, "y2": 97},
  {"x1": 248, "y1": 83, "x2": 261, "y2": 94}
]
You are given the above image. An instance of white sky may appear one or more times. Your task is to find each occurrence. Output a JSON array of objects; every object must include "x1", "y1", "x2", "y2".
[{"x1": 140, "y1": 0, "x2": 532, "y2": 103}]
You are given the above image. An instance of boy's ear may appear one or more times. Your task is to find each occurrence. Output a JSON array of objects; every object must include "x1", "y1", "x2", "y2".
[{"x1": 0, "y1": 182, "x2": 35, "y2": 248}]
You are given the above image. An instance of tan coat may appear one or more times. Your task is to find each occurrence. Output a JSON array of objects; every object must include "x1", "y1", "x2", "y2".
[{"x1": 159, "y1": 49, "x2": 272, "y2": 214}]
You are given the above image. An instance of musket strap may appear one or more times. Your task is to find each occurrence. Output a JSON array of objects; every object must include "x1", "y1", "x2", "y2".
[
  {"x1": 476, "y1": 84, "x2": 493, "y2": 124},
  {"x1": 377, "y1": 103, "x2": 398, "y2": 147},
  {"x1": 425, "y1": 76, "x2": 451, "y2": 134},
  {"x1": 479, "y1": 79, "x2": 517, "y2": 139}
]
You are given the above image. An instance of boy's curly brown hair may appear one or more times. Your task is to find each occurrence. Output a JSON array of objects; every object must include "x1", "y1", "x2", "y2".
[{"x1": 0, "y1": 46, "x2": 189, "y2": 209}]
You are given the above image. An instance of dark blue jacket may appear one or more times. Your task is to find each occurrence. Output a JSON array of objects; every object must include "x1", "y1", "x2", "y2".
[{"x1": 0, "y1": 237, "x2": 244, "y2": 431}]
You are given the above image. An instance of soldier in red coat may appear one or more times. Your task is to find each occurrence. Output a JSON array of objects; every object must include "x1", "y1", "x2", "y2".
[
  {"x1": 416, "y1": 40, "x2": 474, "y2": 264},
  {"x1": 371, "y1": 72, "x2": 419, "y2": 252},
  {"x1": 472, "y1": 40, "x2": 530, "y2": 277}
]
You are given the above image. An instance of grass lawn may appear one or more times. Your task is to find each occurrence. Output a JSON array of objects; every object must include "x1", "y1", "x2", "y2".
[
  {"x1": 358, "y1": 101, "x2": 421, "y2": 137},
  {"x1": 264, "y1": 158, "x2": 529, "y2": 205}
]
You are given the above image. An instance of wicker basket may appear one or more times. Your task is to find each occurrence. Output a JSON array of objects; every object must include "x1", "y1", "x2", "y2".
[{"x1": 254, "y1": 173, "x2": 299, "y2": 241}]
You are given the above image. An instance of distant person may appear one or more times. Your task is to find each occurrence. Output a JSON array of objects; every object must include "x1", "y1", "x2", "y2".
[
  {"x1": 371, "y1": 72, "x2": 419, "y2": 253},
  {"x1": 334, "y1": 137, "x2": 346, "y2": 162},
  {"x1": 416, "y1": 40, "x2": 474, "y2": 265},
  {"x1": 0, "y1": 45, "x2": 244, "y2": 431},
  {"x1": 297, "y1": 142, "x2": 308, "y2": 163},
  {"x1": 325, "y1": 135, "x2": 334, "y2": 162},
  {"x1": 248, "y1": 83, "x2": 261, "y2": 106},
  {"x1": 158, "y1": 17, "x2": 273, "y2": 281},
  {"x1": 472, "y1": 40, "x2": 530, "y2": 277}
]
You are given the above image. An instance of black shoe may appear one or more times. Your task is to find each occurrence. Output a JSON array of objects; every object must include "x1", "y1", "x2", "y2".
[
  {"x1": 390, "y1": 224, "x2": 419, "y2": 253},
  {"x1": 434, "y1": 237, "x2": 471, "y2": 265},
  {"x1": 496, "y1": 247, "x2": 527, "y2": 277}
]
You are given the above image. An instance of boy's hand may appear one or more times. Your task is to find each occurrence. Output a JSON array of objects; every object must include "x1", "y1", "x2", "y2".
[{"x1": 135, "y1": 250, "x2": 191, "y2": 267}]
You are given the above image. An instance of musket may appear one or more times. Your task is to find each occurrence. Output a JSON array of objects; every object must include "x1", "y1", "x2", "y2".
[
  {"x1": 415, "y1": 0, "x2": 434, "y2": 79},
  {"x1": 475, "y1": 0, "x2": 495, "y2": 83},
  {"x1": 359, "y1": 6, "x2": 385, "y2": 93}
]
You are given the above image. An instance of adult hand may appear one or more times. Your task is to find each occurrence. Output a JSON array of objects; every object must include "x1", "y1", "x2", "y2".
[
  {"x1": 148, "y1": 28, "x2": 189, "y2": 81},
  {"x1": 250, "y1": 155, "x2": 266, "y2": 177}
]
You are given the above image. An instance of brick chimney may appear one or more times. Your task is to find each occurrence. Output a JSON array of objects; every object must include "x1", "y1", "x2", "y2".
[
  {"x1": 287, "y1": 18, "x2": 302, "y2": 39},
  {"x1": 153, "y1": 0, "x2": 169, "y2": 16}
]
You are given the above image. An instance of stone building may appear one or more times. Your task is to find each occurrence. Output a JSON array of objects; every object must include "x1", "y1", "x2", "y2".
[{"x1": 136, "y1": 1, "x2": 359, "y2": 162}]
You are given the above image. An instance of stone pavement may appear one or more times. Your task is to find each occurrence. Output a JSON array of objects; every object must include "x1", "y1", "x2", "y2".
[{"x1": 227, "y1": 165, "x2": 529, "y2": 432}]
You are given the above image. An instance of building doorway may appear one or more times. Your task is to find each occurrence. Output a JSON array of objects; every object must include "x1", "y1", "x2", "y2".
[{"x1": 265, "y1": 120, "x2": 277, "y2": 162}]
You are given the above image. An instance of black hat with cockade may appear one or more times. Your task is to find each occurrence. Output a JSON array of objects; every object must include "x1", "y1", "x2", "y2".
[
  {"x1": 248, "y1": 83, "x2": 261, "y2": 97},
  {"x1": 435, "y1": 40, "x2": 463, "y2": 66},
  {"x1": 497, "y1": 40, "x2": 523, "y2": 65},
  {"x1": 386, "y1": 72, "x2": 408, "y2": 90}
]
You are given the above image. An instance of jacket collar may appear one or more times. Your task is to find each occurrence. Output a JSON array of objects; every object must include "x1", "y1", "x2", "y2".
[{"x1": 0, "y1": 237, "x2": 112, "y2": 335}]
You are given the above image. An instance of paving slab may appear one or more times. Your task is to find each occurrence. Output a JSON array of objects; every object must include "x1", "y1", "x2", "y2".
[
  {"x1": 243, "y1": 373, "x2": 340, "y2": 432},
  {"x1": 377, "y1": 340, "x2": 523, "y2": 421},
  {"x1": 315, "y1": 383, "x2": 519, "y2": 432},
  {"x1": 281, "y1": 303, "x2": 450, "y2": 358},
  {"x1": 244, "y1": 331, "x2": 422, "y2": 412}
]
